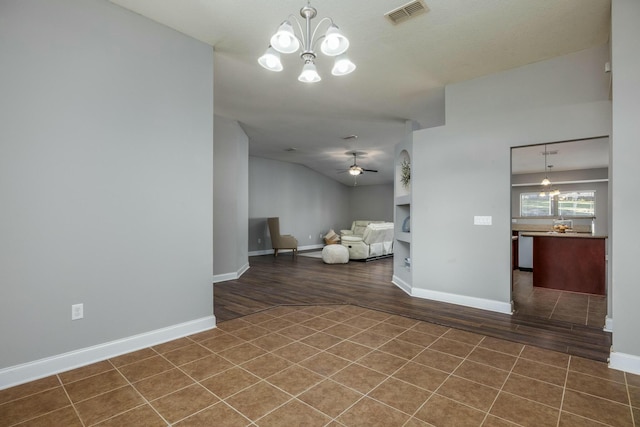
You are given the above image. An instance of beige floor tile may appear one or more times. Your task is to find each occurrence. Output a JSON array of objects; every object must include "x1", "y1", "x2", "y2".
[
  {"x1": 378, "y1": 338, "x2": 424, "y2": 360},
  {"x1": 0, "y1": 388, "x2": 71, "y2": 426},
  {"x1": 331, "y1": 363, "x2": 387, "y2": 394},
  {"x1": 478, "y1": 337, "x2": 524, "y2": 356},
  {"x1": 151, "y1": 384, "x2": 218, "y2": 424},
  {"x1": 273, "y1": 341, "x2": 324, "y2": 363},
  {"x1": 266, "y1": 365, "x2": 324, "y2": 396},
  {"x1": 453, "y1": 360, "x2": 509, "y2": 389},
  {"x1": 412, "y1": 348, "x2": 464, "y2": 373},
  {"x1": 323, "y1": 323, "x2": 361, "y2": 339},
  {"x1": 342, "y1": 315, "x2": 379, "y2": 330},
  {"x1": 489, "y1": 392, "x2": 559, "y2": 427},
  {"x1": 414, "y1": 394, "x2": 486, "y2": 427},
  {"x1": 93, "y1": 404, "x2": 166, "y2": 427},
  {"x1": 443, "y1": 329, "x2": 485, "y2": 346},
  {"x1": 367, "y1": 322, "x2": 408, "y2": 338},
  {"x1": 569, "y1": 356, "x2": 626, "y2": 383},
  {"x1": 520, "y1": 346, "x2": 570, "y2": 368},
  {"x1": 410, "y1": 322, "x2": 449, "y2": 337},
  {"x1": 511, "y1": 358, "x2": 567, "y2": 386},
  {"x1": 566, "y1": 370, "x2": 629, "y2": 404},
  {"x1": 218, "y1": 342, "x2": 267, "y2": 364},
  {"x1": 436, "y1": 376, "x2": 498, "y2": 412},
  {"x1": 356, "y1": 350, "x2": 409, "y2": 375},
  {"x1": 174, "y1": 401, "x2": 250, "y2": 427},
  {"x1": 13, "y1": 405, "x2": 83, "y2": 427},
  {"x1": 232, "y1": 325, "x2": 270, "y2": 341},
  {"x1": 298, "y1": 352, "x2": 351, "y2": 377},
  {"x1": 278, "y1": 324, "x2": 319, "y2": 341},
  {"x1": 240, "y1": 353, "x2": 292, "y2": 379},
  {"x1": 200, "y1": 367, "x2": 260, "y2": 399},
  {"x1": 74, "y1": 385, "x2": 145, "y2": 426},
  {"x1": 300, "y1": 332, "x2": 343, "y2": 350},
  {"x1": 562, "y1": 389, "x2": 634, "y2": 427},
  {"x1": 257, "y1": 399, "x2": 330, "y2": 427},
  {"x1": 300, "y1": 316, "x2": 339, "y2": 331},
  {"x1": 133, "y1": 368, "x2": 195, "y2": 401},
  {"x1": 298, "y1": 379, "x2": 363, "y2": 418},
  {"x1": 336, "y1": 396, "x2": 409, "y2": 427},
  {"x1": 152, "y1": 337, "x2": 193, "y2": 354},
  {"x1": 392, "y1": 362, "x2": 449, "y2": 391},
  {"x1": 179, "y1": 353, "x2": 235, "y2": 381},
  {"x1": 64, "y1": 369, "x2": 128, "y2": 403},
  {"x1": 558, "y1": 411, "x2": 612, "y2": 427},
  {"x1": 369, "y1": 377, "x2": 432, "y2": 414},
  {"x1": 251, "y1": 333, "x2": 294, "y2": 351},
  {"x1": 199, "y1": 333, "x2": 244, "y2": 353},
  {"x1": 109, "y1": 347, "x2": 157, "y2": 367},
  {"x1": 348, "y1": 330, "x2": 392, "y2": 348},
  {"x1": 216, "y1": 318, "x2": 252, "y2": 333},
  {"x1": 396, "y1": 330, "x2": 438, "y2": 347},
  {"x1": 467, "y1": 347, "x2": 517, "y2": 371},
  {"x1": 428, "y1": 337, "x2": 475, "y2": 358},
  {"x1": 326, "y1": 341, "x2": 372, "y2": 361},
  {"x1": 501, "y1": 373, "x2": 564, "y2": 408},
  {"x1": 481, "y1": 415, "x2": 521, "y2": 426},
  {"x1": 58, "y1": 360, "x2": 114, "y2": 384},
  {"x1": 0, "y1": 376, "x2": 60, "y2": 405},
  {"x1": 117, "y1": 355, "x2": 174, "y2": 382},
  {"x1": 225, "y1": 382, "x2": 290, "y2": 421}
]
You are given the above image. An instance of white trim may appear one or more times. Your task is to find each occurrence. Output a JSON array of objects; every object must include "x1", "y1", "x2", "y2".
[
  {"x1": 512, "y1": 179, "x2": 608, "y2": 187},
  {"x1": 249, "y1": 244, "x2": 323, "y2": 257},
  {"x1": 411, "y1": 288, "x2": 513, "y2": 315},
  {"x1": 609, "y1": 351, "x2": 640, "y2": 375},
  {"x1": 213, "y1": 262, "x2": 250, "y2": 283},
  {"x1": 0, "y1": 315, "x2": 216, "y2": 390},
  {"x1": 391, "y1": 275, "x2": 412, "y2": 295},
  {"x1": 604, "y1": 316, "x2": 613, "y2": 332}
]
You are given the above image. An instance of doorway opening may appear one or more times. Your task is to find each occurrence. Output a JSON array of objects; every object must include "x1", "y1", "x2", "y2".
[{"x1": 510, "y1": 137, "x2": 610, "y2": 329}]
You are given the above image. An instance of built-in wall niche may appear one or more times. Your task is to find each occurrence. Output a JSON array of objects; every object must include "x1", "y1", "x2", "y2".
[{"x1": 395, "y1": 150, "x2": 411, "y2": 197}]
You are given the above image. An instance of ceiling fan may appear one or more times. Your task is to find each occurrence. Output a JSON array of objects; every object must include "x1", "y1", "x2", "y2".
[{"x1": 339, "y1": 152, "x2": 378, "y2": 176}]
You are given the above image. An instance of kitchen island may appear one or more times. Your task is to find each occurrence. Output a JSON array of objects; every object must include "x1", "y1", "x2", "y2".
[{"x1": 522, "y1": 232, "x2": 607, "y2": 295}]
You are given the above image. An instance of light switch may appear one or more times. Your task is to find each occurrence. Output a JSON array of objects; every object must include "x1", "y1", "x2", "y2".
[{"x1": 474, "y1": 216, "x2": 492, "y2": 226}]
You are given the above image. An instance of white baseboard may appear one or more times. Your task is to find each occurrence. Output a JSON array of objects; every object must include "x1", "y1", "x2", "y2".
[
  {"x1": 391, "y1": 275, "x2": 412, "y2": 295},
  {"x1": 0, "y1": 315, "x2": 216, "y2": 391},
  {"x1": 249, "y1": 244, "x2": 323, "y2": 257},
  {"x1": 213, "y1": 262, "x2": 250, "y2": 283},
  {"x1": 609, "y1": 351, "x2": 640, "y2": 375},
  {"x1": 604, "y1": 316, "x2": 613, "y2": 332},
  {"x1": 412, "y1": 288, "x2": 513, "y2": 315}
]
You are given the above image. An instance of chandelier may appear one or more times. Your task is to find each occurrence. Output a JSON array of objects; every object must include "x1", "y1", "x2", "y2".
[
  {"x1": 539, "y1": 145, "x2": 560, "y2": 197},
  {"x1": 258, "y1": 1, "x2": 355, "y2": 83}
]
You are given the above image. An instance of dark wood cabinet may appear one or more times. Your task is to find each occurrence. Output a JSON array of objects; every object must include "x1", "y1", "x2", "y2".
[{"x1": 532, "y1": 235, "x2": 605, "y2": 295}]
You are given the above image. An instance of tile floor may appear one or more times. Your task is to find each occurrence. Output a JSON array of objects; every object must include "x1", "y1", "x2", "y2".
[
  {"x1": 513, "y1": 270, "x2": 607, "y2": 328},
  {"x1": 1, "y1": 304, "x2": 637, "y2": 427}
]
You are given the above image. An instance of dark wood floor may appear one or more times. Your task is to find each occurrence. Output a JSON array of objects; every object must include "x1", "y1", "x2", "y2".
[{"x1": 214, "y1": 253, "x2": 612, "y2": 362}]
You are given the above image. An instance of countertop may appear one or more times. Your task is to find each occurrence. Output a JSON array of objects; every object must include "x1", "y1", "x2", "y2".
[{"x1": 521, "y1": 232, "x2": 607, "y2": 239}]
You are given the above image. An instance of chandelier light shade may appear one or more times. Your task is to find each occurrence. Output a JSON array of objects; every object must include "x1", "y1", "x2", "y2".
[
  {"x1": 332, "y1": 54, "x2": 356, "y2": 76},
  {"x1": 258, "y1": 46, "x2": 283, "y2": 72},
  {"x1": 298, "y1": 62, "x2": 321, "y2": 83},
  {"x1": 349, "y1": 166, "x2": 362, "y2": 176},
  {"x1": 259, "y1": 1, "x2": 354, "y2": 83}
]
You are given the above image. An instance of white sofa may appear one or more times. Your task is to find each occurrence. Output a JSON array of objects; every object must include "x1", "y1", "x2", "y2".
[
  {"x1": 341, "y1": 222, "x2": 394, "y2": 260},
  {"x1": 340, "y1": 220, "x2": 384, "y2": 238}
]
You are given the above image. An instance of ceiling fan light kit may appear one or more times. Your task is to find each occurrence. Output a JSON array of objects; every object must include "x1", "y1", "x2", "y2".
[{"x1": 259, "y1": 1, "x2": 355, "y2": 83}]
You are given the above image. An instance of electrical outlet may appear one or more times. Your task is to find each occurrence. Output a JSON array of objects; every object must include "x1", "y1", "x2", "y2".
[{"x1": 71, "y1": 303, "x2": 84, "y2": 320}]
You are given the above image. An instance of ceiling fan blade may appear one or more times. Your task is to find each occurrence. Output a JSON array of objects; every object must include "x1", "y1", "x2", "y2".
[{"x1": 362, "y1": 168, "x2": 378, "y2": 173}]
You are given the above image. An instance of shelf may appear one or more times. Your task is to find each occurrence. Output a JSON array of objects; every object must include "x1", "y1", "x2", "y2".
[
  {"x1": 395, "y1": 195, "x2": 411, "y2": 206},
  {"x1": 396, "y1": 232, "x2": 411, "y2": 243}
]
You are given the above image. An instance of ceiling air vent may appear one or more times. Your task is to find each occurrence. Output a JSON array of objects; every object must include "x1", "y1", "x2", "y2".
[{"x1": 385, "y1": 0, "x2": 429, "y2": 25}]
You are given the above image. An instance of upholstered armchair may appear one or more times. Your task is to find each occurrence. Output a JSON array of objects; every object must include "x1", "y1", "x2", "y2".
[{"x1": 267, "y1": 217, "x2": 298, "y2": 257}]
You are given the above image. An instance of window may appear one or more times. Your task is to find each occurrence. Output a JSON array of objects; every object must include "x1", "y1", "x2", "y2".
[
  {"x1": 558, "y1": 191, "x2": 596, "y2": 217},
  {"x1": 520, "y1": 193, "x2": 552, "y2": 216},
  {"x1": 520, "y1": 190, "x2": 595, "y2": 217}
]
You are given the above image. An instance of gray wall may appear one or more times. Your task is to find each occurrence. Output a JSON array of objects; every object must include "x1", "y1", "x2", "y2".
[
  {"x1": 349, "y1": 184, "x2": 394, "y2": 222},
  {"x1": 214, "y1": 116, "x2": 249, "y2": 279},
  {"x1": 0, "y1": 0, "x2": 214, "y2": 369},
  {"x1": 412, "y1": 45, "x2": 610, "y2": 306},
  {"x1": 611, "y1": 0, "x2": 640, "y2": 363},
  {"x1": 248, "y1": 157, "x2": 352, "y2": 252}
]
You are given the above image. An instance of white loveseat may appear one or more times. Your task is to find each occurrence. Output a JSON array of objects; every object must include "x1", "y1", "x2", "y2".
[
  {"x1": 341, "y1": 222, "x2": 394, "y2": 260},
  {"x1": 340, "y1": 220, "x2": 384, "y2": 238}
]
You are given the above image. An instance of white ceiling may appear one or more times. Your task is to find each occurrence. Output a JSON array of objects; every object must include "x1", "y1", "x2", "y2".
[
  {"x1": 512, "y1": 137, "x2": 610, "y2": 175},
  {"x1": 110, "y1": 0, "x2": 611, "y2": 186}
]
